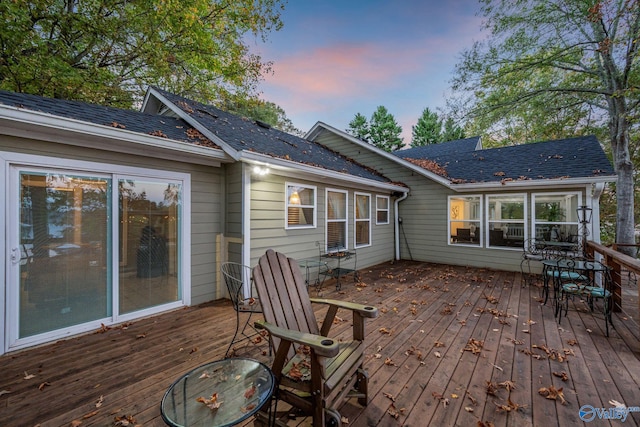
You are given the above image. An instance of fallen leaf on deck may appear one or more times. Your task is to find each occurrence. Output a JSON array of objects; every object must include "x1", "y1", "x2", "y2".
[
  {"x1": 383, "y1": 392, "x2": 396, "y2": 402},
  {"x1": 341, "y1": 416, "x2": 350, "y2": 424},
  {"x1": 0, "y1": 390, "x2": 11, "y2": 397},
  {"x1": 434, "y1": 351, "x2": 441, "y2": 358},
  {"x1": 553, "y1": 371, "x2": 569, "y2": 381},
  {"x1": 96, "y1": 395, "x2": 104, "y2": 408},
  {"x1": 466, "y1": 391, "x2": 478, "y2": 405},
  {"x1": 379, "y1": 327, "x2": 392, "y2": 335},
  {"x1": 384, "y1": 357, "x2": 397, "y2": 366},
  {"x1": 38, "y1": 382, "x2": 51, "y2": 391},
  {"x1": 83, "y1": 409, "x2": 99, "y2": 419},
  {"x1": 23, "y1": 371, "x2": 35, "y2": 380},
  {"x1": 485, "y1": 381, "x2": 498, "y2": 396},
  {"x1": 567, "y1": 339, "x2": 578, "y2": 346},
  {"x1": 609, "y1": 400, "x2": 626, "y2": 408},
  {"x1": 465, "y1": 406, "x2": 474, "y2": 412},
  {"x1": 434, "y1": 341, "x2": 445, "y2": 348},
  {"x1": 538, "y1": 386, "x2": 566, "y2": 405},
  {"x1": 464, "y1": 338, "x2": 484, "y2": 355},
  {"x1": 70, "y1": 420, "x2": 83, "y2": 427},
  {"x1": 499, "y1": 380, "x2": 516, "y2": 391}
]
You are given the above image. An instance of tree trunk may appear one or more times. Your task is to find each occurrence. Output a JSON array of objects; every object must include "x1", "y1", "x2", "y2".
[{"x1": 609, "y1": 97, "x2": 636, "y2": 256}]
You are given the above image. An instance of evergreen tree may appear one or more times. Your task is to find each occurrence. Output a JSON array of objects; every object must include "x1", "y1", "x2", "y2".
[
  {"x1": 411, "y1": 108, "x2": 442, "y2": 147},
  {"x1": 441, "y1": 117, "x2": 465, "y2": 142},
  {"x1": 369, "y1": 106, "x2": 404, "y2": 152},
  {"x1": 347, "y1": 113, "x2": 370, "y2": 141}
]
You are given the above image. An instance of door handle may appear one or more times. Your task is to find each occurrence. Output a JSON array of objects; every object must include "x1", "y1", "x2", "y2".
[{"x1": 10, "y1": 247, "x2": 21, "y2": 265}]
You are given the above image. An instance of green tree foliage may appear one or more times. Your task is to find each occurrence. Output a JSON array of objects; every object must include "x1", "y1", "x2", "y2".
[
  {"x1": 347, "y1": 113, "x2": 370, "y2": 141},
  {"x1": 411, "y1": 108, "x2": 442, "y2": 147},
  {"x1": 452, "y1": 0, "x2": 639, "y2": 247},
  {"x1": 441, "y1": 117, "x2": 465, "y2": 143},
  {"x1": 347, "y1": 107, "x2": 403, "y2": 152},
  {"x1": 0, "y1": 0, "x2": 285, "y2": 108}
]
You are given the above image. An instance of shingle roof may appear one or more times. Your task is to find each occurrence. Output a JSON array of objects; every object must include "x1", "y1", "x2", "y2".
[
  {"x1": 152, "y1": 87, "x2": 390, "y2": 183},
  {"x1": 394, "y1": 137, "x2": 481, "y2": 158},
  {"x1": 396, "y1": 135, "x2": 615, "y2": 183},
  {"x1": 0, "y1": 90, "x2": 217, "y2": 148}
]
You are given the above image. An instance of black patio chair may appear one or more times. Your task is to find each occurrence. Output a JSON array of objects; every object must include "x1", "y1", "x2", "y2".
[{"x1": 221, "y1": 262, "x2": 263, "y2": 357}]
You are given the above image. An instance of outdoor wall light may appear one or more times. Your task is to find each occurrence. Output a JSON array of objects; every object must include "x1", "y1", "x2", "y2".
[
  {"x1": 253, "y1": 165, "x2": 270, "y2": 176},
  {"x1": 577, "y1": 205, "x2": 593, "y2": 224}
]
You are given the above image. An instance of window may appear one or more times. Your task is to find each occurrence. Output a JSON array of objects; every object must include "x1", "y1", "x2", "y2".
[
  {"x1": 326, "y1": 189, "x2": 347, "y2": 251},
  {"x1": 449, "y1": 196, "x2": 481, "y2": 246},
  {"x1": 532, "y1": 193, "x2": 580, "y2": 244},
  {"x1": 355, "y1": 192, "x2": 371, "y2": 248},
  {"x1": 487, "y1": 194, "x2": 526, "y2": 248},
  {"x1": 376, "y1": 195, "x2": 390, "y2": 224},
  {"x1": 285, "y1": 183, "x2": 316, "y2": 229}
]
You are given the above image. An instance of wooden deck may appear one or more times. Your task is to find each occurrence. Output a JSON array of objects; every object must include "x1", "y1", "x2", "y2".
[{"x1": 1, "y1": 260, "x2": 639, "y2": 427}]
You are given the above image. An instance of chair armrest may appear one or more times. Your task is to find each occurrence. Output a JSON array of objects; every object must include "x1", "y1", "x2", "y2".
[
  {"x1": 255, "y1": 320, "x2": 339, "y2": 358},
  {"x1": 310, "y1": 298, "x2": 379, "y2": 318}
]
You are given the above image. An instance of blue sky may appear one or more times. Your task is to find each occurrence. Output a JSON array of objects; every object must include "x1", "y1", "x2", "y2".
[{"x1": 252, "y1": 0, "x2": 486, "y2": 141}]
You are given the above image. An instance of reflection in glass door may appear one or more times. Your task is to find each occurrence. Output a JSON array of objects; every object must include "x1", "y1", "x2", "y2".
[
  {"x1": 119, "y1": 179, "x2": 181, "y2": 314},
  {"x1": 19, "y1": 172, "x2": 111, "y2": 338}
]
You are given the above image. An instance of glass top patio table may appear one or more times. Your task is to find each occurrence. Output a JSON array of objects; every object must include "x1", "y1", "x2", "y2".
[
  {"x1": 161, "y1": 358, "x2": 274, "y2": 427},
  {"x1": 541, "y1": 258, "x2": 611, "y2": 272}
]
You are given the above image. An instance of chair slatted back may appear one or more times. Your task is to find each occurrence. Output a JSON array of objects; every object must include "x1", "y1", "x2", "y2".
[{"x1": 253, "y1": 249, "x2": 319, "y2": 337}]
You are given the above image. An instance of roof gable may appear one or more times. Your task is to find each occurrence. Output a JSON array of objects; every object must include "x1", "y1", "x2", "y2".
[{"x1": 149, "y1": 87, "x2": 391, "y2": 184}]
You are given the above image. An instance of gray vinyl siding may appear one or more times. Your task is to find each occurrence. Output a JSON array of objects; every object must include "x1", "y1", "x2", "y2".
[
  {"x1": 247, "y1": 171, "x2": 396, "y2": 270},
  {"x1": 0, "y1": 134, "x2": 224, "y2": 304},
  {"x1": 312, "y1": 131, "x2": 560, "y2": 273}
]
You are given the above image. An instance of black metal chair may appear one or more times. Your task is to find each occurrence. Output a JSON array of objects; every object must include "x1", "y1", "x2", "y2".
[
  {"x1": 520, "y1": 238, "x2": 544, "y2": 287},
  {"x1": 554, "y1": 258, "x2": 614, "y2": 336},
  {"x1": 221, "y1": 262, "x2": 263, "y2": 357}
]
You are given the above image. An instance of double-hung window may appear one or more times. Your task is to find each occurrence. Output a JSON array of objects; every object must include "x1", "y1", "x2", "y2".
[
  {"x1": 326, "y1": 189, "x2": 347, "y2": 251},
  {"x1": 449, "y1": 196, "x2": 481, "y2": 246},
  {"x1": 376, "y1": 195, "x2": 390, "y2": 225},
  {"x1": 532, "y1": 193, "x2": 580, "y2": 243},
  {"x1": 285, "y1": 183, "x2": 316, "y2": 229},
  {"x1": 487, "y1": 194, "x2": 526, "y2": 248},
  {"x1": 354, "y1": 192, "x2": 371, "y2": 248}
]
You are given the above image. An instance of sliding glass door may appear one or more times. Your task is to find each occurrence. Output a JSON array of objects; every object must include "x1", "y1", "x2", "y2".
[
  {"x1": 18, "y1": 171, "x2": 111, "y2": 338},
  {"x1": 8, "y1": 162, "x2": 186, "y2": 349}
]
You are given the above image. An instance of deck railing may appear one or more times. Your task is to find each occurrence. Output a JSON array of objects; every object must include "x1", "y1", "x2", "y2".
[{"x1": 585, "y1": 241, "x2": 640, "y2": 316}]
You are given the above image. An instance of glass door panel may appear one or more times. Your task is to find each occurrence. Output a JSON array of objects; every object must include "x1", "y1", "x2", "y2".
[
  {"x1": 119, "y1": 180, "x2": 181, "y2": 314},
  {"x1": 19, "y1": 172, "x2": 111, "y2": 338}
]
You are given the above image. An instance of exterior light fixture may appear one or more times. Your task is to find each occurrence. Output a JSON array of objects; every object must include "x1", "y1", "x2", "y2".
[
  {"x1": 253, "y1": 165, "x2": 270, "y2": 176},
  {"x1": 576, "y1": 205, "x2": 592, "y2": 256}
]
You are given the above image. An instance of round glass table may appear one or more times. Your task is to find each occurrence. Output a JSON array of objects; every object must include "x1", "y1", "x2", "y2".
[{"x1": 161, "y1": 358, "x2": 275, "y2": 427}]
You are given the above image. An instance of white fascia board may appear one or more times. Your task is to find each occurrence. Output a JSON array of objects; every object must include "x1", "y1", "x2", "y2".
[
  {"x1": 449, "y1": 175, "x2": 617, "y2": 192},
  {"x1": 306, "y1": 121, "x2": 452, "y2": 187},
  {"x1": 0, "y1": 105, "x2": 229, "y2": 167},
  {"x1": 145, "y1": 88, "x2": 242, "y2": 161},
  {"x1": 240, "y1": 150, "x2": 409, "y2": 194}
]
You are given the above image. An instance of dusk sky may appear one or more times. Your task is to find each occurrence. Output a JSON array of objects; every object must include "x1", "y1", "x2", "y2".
[{"x1": 252, "y1": 0, "x2": 486, "y2": 142}]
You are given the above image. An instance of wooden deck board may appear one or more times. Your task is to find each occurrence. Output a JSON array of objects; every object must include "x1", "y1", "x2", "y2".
[{"x1": 1, "y1": 260, "x2": 639, "y2": 427}]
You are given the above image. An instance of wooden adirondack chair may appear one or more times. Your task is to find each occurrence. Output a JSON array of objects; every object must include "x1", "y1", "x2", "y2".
[{"x1": 253, "y1": 249, "x2": 378, "y2": 427}]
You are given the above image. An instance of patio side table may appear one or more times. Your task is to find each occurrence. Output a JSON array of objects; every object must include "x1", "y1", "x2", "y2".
[{"x1": 161, "y1": 358, "x2": 275, "y2": 427}]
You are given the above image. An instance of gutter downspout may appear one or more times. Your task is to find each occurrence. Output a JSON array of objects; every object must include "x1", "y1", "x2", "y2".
[{"x1": 394, "y1": 192, "x2": 409, "y2": 261}]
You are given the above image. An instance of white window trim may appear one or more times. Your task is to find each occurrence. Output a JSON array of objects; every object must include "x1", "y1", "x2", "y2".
[
  {"x1": 354, "y1": 192, "x2": 372, "y2": 248},
  {"x1": 325, "y1": 188, "x2": 348, "y2": 252},
  {"x1": 376, "y1": 195, "x2": 390, "y2": 225},
  {"x1": 284, "y1": 182, "x2": 317, "y2": 229},
  {"x1": 485, "y1": 193, "x2": 527, "y2": 250},
  {"x1": 448, "y1": 195, "x2": 482, "y2": 247},
  {"x1": 531, "y1": 191, "x2": 582, "y2": 241},
  {"x1": 2, "y1": 151, "x2": 191, "y2": 353}
]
